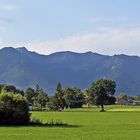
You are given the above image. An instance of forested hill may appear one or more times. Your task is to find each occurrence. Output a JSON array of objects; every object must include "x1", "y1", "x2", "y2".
[{"x1": 0, "y1": 47, "x2": 140, "y2": 95}]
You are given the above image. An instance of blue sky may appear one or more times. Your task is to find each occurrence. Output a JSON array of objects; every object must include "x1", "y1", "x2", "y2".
[{"x1": 0, "y1": 0, "x2": 140, "y2": 55}]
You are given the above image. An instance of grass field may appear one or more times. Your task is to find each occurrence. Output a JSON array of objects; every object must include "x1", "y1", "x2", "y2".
[{"x1": 1, "y1": 105, "x2": 140, "y2": 140}]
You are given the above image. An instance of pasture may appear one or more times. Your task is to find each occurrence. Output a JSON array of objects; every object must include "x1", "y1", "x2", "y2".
[{"x1": 0, "y1": 105, "x2": 140, "y2": 140}]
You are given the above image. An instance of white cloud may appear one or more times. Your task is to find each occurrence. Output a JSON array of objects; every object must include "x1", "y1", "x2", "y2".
[
  {"x1": 0, "y1": 39, "x2": 3, "y2": 48},
  {"x1": 23, "y1": 27, "x2": 140, "y2": 56},
  {"x1": 0, "y1": 4, "x2": 17, "y2": 12}
]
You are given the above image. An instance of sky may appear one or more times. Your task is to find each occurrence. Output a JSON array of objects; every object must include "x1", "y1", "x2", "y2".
[{"x1": 0, "y1": 0, "x2": 140, "y2": 56}]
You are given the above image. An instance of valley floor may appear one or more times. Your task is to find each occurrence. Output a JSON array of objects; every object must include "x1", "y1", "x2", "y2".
[{"x1": 1, "y1": 105, "x2": 140, "y2": 140}]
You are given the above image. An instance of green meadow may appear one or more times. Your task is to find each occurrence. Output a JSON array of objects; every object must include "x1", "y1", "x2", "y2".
[{"x1": 1, "y1": 105, "x2": 140, "y2": 140}]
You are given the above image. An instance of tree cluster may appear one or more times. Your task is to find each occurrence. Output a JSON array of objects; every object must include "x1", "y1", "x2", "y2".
[
  {"x1": 0, "y1": 78, "x2": 117, "y2": 112},
  {"x1": 25, "y1": 79, "x2": 116, "y2": 111},
  {"x1": 25, "y1": 84, "x2": 49, "y2": 110}
]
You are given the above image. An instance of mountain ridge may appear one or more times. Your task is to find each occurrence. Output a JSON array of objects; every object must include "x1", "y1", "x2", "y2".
[{"x1": 0, "y1": 47, "x2": 140, "y2": 95}]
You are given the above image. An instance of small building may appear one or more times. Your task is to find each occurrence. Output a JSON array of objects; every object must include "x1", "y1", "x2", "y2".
[
  {"x1": 132, "y1": 101, "x2": 140, "y2": 106},
  {"x1": 29, "y1": 103, "x2": 33, "y2": 110},
  {"x1": 115, "y1": 99, "x2": 133, "y2": 105}
]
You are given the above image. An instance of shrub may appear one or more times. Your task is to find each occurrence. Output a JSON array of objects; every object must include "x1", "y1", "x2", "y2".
[{"x1": 0, "y1": 93, "x2": 30, "y2": 125}]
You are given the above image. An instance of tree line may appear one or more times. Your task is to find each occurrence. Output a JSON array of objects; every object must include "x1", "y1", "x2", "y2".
[{"x1": 0, "y1": 79, "x2": 117, "y2": 112}]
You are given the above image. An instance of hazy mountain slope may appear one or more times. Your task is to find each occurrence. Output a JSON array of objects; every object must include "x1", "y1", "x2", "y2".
[{"x1": 0, "y1": 47, "x2": 140, "y2": 95}]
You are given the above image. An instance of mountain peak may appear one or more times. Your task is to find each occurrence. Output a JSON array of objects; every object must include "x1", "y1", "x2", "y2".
[
  {"x1": 1, "y1": 47, "x2": 15, "y2": 51},
  {"x1": 85, "y1": 51, "x2": 93, "y2": 54},
  {"x1": 16, "y1": 47, "x2": 28, "y2": 53},
  {"x1": 0, "y1": 47, "x2": 18, "y2": 53}
]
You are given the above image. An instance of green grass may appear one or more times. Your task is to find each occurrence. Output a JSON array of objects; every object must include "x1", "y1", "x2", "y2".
[{"x1": 1, "y1": 105, "x2": 140, "y2": 140}]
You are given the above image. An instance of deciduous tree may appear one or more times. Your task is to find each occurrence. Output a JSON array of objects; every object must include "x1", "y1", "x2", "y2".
[{"x1": 92, "y1": 79, "x2": 116, "y2": 112}]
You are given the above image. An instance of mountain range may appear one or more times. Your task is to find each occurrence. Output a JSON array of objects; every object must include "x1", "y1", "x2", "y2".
[{"x1": 0, "y1": 47, "x2": 140, "y2": 95}]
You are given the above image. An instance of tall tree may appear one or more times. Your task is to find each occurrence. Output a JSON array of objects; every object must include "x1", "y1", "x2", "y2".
[
  {"x1": 32, "y1": 88, "x2": 49, "y2": 110},
  {"x1": 92, "y1": 79, "x2": 116, "y2": 112},
  {"x1": 1, "y1": 84, "x2": 24, "y2": 95},
  {"x1": 2, "y1": 85, "x2": 16, "y2": 93},
  {"x1": 64, "y1": 87, "x2": 84, "y2": 108},
  {"x1": 48, "y1": 83, "x2": 66, "y2": 111},
  {"x1": 83, "y1": 88, "x2": 94, "y2": 107},
  {"x1": 35, "y1": 84, "x2": 40, "y2": 94},
  {"x1": 55, "y1": 83, "x2": 66, "y2": 111},
  {"x1": 24, "y1": 88, "x2": 35, "y2": 104}
]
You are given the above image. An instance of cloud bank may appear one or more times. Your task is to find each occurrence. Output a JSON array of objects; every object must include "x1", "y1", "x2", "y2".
[{"x1": 24, "y1": 27, "x2": 140, "y2": 56}]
